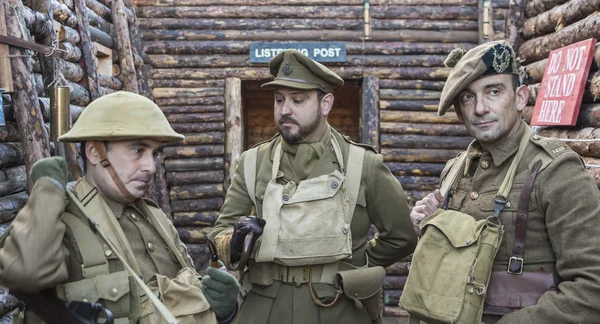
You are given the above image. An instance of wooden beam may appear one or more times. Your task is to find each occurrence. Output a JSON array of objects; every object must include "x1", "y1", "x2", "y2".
[
  {"x1": 111, "y1": 0, "x2": 138, "y2": 92},
  {"x1": 360, "y1": 76, "x2": 379, "y2": 150},
  {"x1": 504, "y1": 0, "x2": 527, "y2": 48},
  {"x1": 224, "y1": 78, "x2": 243, "y2": 191},
  {"x1": 0, "y1": 3, "x2": 13, "y2": 92}
]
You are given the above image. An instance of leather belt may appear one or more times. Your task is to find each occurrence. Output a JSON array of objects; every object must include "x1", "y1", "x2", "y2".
[{"x1": 508, "y1": 159, "x2": 542, "y2": 274}]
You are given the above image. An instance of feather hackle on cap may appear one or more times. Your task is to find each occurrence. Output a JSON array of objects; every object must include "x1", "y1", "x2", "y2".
[{"x1": 444, "y1": 48, "x2": 467, "y2": 68}]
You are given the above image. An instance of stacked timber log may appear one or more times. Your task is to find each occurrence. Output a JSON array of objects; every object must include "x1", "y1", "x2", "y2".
[
  {"x1": 519, "y1": 1, "x2": 600, "y2": 188},
  {"x1": 136, "y1": 0, "x2": 481, "y2": 315},
  {"x1": 491, "y1": 0, "x2": 509, "y2": 40}
]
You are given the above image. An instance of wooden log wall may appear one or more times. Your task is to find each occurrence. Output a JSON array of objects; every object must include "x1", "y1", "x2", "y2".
[
  {"x1": 518, "y1": 1, "x2": 600, "y2": 188},
  {"x1": 135, "y1": 0, "x2": 481, "y2": 316}
]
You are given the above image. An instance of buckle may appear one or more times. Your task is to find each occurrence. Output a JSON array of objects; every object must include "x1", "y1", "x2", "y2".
[
  {"x1": 507, "y1": 256, "x2": 523, "y2": 274},
  {"x1": 100, "y1": 159, "x2": 111, "y2": 167}
]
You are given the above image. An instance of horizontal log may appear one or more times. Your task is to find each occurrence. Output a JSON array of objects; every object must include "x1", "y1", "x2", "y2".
[
  {"x1": 527, "y1": 83, "x2": 541, "y2": 106},
  {"x1": 98, "y1": 74, "x2": 123, "y2": 90},
  {"x1": 385, "y1": 262, "x2": 410, "y2": 275},
  {"x1": 0, "y1": 143, "x2": 24, "y2": 168},
  {"x1": 380, "y1": 122, "x2": 469, "y2": 136},
  {"x1": 382, "y1": 148, "x2": 463, "y2": 163},
  {"x1": 578, "y1": 104, "x2": 600, "y2": 128},
  {"x1": 383, "y1": 306, "x2": 409, "y2": 317},
  {"x1": 151, "y1": 67, "x2": 451, "y2": 81},
  {"x1": 173, "y1": 211, "x2": 219, "y2": 227},
  {"x1": 170, "y1": 122, "x2": 225, "y2": 133},
  {"x1": 0, "y1": 166, "x2": 27, "y2": 196},
  {"x1": 397, "y1": 176, "x2": 439, "y2": 191},
  {"x1": 522, "y1": 0, "x2": 600, "y2": 39},
  {"x1": 23, "y1": 6, "x2": 53, "y2": 37},
  {"x1": 384, "y1": 289, "x2": 403, "y2": 307},
  {"x1": 163, "y1": 145, "x2": 225, "y2": 158},
  {"x1": 63, "y1": 60, "x2": 84, "y2": 82},
  {"x1": 165, "y1": 113, "x2": 224, "y2": 123},
  {"x1": 155, "y1": 96, "x2": 226, "y2": 106},
  {"x1": 153, "y1": 87, "x2": 223, "y2": 99},
  {"x1": 171, "y1": 198, "x2": 223, "y2": 213},
  {"x1": 519, "y1": 13, "x2": 600, "y2": 64},
  {"x1": 525, "y1": 0, "x2": 569, "y2": 18},
  {"x1": 535, "y1": 128, "x2": 600, "y2": 158},
  {"x1": 164, "y1": 157, "x2": 224, "y2": 171},
  {"x1": 379, "y1": 100, "x2": 439, "y2": 111},
  {"x1": 141, "y1": 29, "x2": 478, "y2": 43},
  {"x1": 0, "y1": 191, "x2": 28, "y2": 221},
  {"x1": 138, "y1": 5, "x2": 478, "y2": 20},
  {"x1": 135, "y1": 0, "x2": 479, "y2": 6},
  {"x1": 587, "y1": 71, "x2": 600, "y2": 102},
  {"x1": 170, "y1": 132, "x2": 226, "y2": 145},
  {"x1": 69, "y1": 82, "x2": 91, "y2": 106},
  {"x1": 160, "y1": 105, "x2": 224, "y2": 114},
  {"x1": 383, "y1": 275, "x2": 407, "y2": 289},
  {"x1": 89, "y1": 25, "x2": 115, "y2": 48},
  {"x1": 379, "y1": 79, "x2": 445, "y2": 91},
  {"x1": 143, "y1": 40, "x2": 477, "y2": 55},
  {"x1": 380, "y1": 89, "x2": 442, "y2": 100},
  {"x1": 493, "y1": 8, "x2": 507, "y2": 20},
  {"x1": 86, "y1": 0, "x2": 112, "y2": 22},
  {"x1": 38, "y1": 97, "x2": 85, "y2": 123},
  {"x1": 0, "y1": 122, "x2": 20, "y2": 142},
  {"x1": 59, "y1": 41, "x2": 82, "y2": 62},
  {"x1": 150, "y1": 79, "x2": 225, "y2": 88},
  {"x1": 167, "y1": 170, "x2": 225, "y2": 185},
  {"x1": 380, "y1": 110, "x2": 461, "y2": 124},
  {"x1": 492, "y1": 0, "x2": 510, "y2": 8},
  {"x1": 176, "y1": 226, "x2": 214, "y2": 243},
  {"x1": 170, "y1": 183, "x2": 224, "y2": 200},
  {"x1": 587, "y1": 167, "x2": 600, "y2": 188},
  {"x1": 381, "y1": 134, "x2": 472, "y2": 149},
  {"x1": 56, "y1": 24, "x2": 80, "y2": 44},
  {"x1": 52, "y1": 0, "x2": 78, "y2": 27},
  {"x1": 386, "y1": 162, "x2": 446, "y2": 176},
  {"x1": 525, "y1": 58, "x2": 547, "y2": 84},
  {"x1": 86, "y1": 7, "x2": 113, "y2": 34}
]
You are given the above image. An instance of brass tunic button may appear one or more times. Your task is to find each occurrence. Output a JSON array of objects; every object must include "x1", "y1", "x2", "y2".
[
  {"x1": 131, "y1": 213, "x2": 138, "y2": 221},
  {"x1": 469, "y1": 191, "x2": 479, "y2": 200},
  {"x1": 110, "y1": 288, "x2": 118, "y2": 297},
  {"x1": 105, "y1": 249, "x2": 113, "y2": 257},
  {"x1": 294, "y1": 282, "x2": 302, "y2": 288},
  {"x1": 532, "y1": 135, "x2": 540, "y2": 140},
  {"x1": 480, "y1": 160, "x2": 490, "y2": 169},
  {"x1": 147, "y1": 242, "x2": 156, "y2": 251}
]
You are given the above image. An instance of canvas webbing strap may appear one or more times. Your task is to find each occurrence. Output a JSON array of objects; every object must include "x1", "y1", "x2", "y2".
[
  {"x1": 65, "y1": 190, "x2": 179, "y2": 324},
  {"x1": 439, "y1": 152, "x2": 468, "y2": 199},
  {"x1": 244, "y1": 147, "x2": 259, "y2": 206},
  {"x1": 345, "y1": 144, "x2": 365, "y2": 223},
  {"x1": 61, "y1": 213, "x2": 109, "y2": 279}
]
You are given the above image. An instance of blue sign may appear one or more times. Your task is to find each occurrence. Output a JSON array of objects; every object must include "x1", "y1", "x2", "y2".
[{"x1": 250, "y1": 42, "x2": 346, "y2": 63}]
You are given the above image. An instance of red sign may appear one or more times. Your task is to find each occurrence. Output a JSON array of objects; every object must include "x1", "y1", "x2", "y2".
[{"x1": 531, "y1": 38, "x2": 596, "y2": 126}]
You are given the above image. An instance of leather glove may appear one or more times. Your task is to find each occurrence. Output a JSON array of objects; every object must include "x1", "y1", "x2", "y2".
[
  {"x1": 230, "y1": 216, "x2": 266, "y2": 263},
  {"x1": 201, "y1": 267, "x2": 239, "y2": 320},
  {"x1": 30, "y1": 157, "x2": 68, "y2": 190}
]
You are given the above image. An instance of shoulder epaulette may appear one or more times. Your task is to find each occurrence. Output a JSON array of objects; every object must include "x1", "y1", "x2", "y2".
[
  {"x1": 529, "y1": 134, "x2": 570, "y2": 158},
  {"x1": 250, "y1": 134, "x2": 280, "y2": 149},
  {"x1": 341, "y1": 134, "x2": 378, "y2": 154},
  {"x1": 142, "y1": 197, "x2": 161, "y2": 209}
]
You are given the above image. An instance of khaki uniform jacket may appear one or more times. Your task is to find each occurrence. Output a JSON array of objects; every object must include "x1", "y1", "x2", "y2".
[
  {"x1": 210, "y1": 127, "x2": 417, "y2": 324},
  {"x1": 441, "y1": 122, "x2": 600, "y2": 324},
  {"x1": 0, "y1": 177, "x2": 218, "y2": 324}
]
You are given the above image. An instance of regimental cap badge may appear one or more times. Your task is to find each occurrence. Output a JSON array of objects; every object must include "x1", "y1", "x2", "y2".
[
  {"x1": 282, "y1": 62, "x2": 293, "y2": 76},
  {"x1": 491, "y1": 44, "x2": 511, "y2": 73}
]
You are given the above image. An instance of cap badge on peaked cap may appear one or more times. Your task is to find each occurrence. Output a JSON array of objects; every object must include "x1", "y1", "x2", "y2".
[
  {"x1": 282, "y1": 62, "x2": 293, "y2": 76},
  {"x1": 492, "y1": 45, "x2": 511, "y2": 74}
]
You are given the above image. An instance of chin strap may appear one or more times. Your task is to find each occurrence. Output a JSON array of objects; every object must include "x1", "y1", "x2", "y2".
[{"x1": 93, "y1": 142, "x2": 137, "y2": 202}]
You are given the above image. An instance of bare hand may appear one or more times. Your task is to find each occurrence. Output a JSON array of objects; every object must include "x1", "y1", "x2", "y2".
[{"x1": 410, "y1": 189, "x2": 444, "y2": 234}]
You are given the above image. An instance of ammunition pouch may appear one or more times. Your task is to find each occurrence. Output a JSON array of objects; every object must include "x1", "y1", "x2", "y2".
[
  {"x1": 335, "y1": 266, "x2": 385, "y2": 321},
  {"x1": 484, "y1": 270, "x2": 557, "y2": 316}
]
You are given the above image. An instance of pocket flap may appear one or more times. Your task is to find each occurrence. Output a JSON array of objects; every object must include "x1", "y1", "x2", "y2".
[
  {"x1": 335, "y1": 266, "x2": 385, "y2": 300},
  {"x1": 95, "y1": 271, "x2": 130, "y2": 302},
  {"x1": 285, "y1": 171, "x2": 344, "y2": 204},
  {"x1": 421, "y1": 209, "x2": 486, "y2": 248}
]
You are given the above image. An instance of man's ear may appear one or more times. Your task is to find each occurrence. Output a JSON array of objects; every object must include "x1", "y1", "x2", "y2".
[
  {"x1": 320, "y1": 93, "x2": 334, "y2": 117},
  {"x1": 85, "y1": 141, "x2": 100, "y2": 165},
  {"x1": 515, "y1": 85, "x2": 528, "y2": 112}
]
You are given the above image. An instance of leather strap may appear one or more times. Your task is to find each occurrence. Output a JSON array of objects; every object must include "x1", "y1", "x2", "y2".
[
  {"x1": 509, "y1": 159, "x2": 543, "y2": 274},
  {"x1": 93, "y1": 142, "x2": 137, "y2": 201}
]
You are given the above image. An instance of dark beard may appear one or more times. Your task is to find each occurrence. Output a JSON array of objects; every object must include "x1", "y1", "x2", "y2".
[{"x1": 277, "y1": 107, "x2": 322, "y2": 144}]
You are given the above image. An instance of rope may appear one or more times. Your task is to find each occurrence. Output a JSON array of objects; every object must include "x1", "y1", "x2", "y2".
[
  {"x1": 585, "y1": 164, "x2": 600, "y2": 169},
  {"x1": 0, "y1": 54, "x2": 32, "y2": 58},
  {"x1": 557, "y1": 138, "x2": 600, "y2": 143},
  {"x1": 47, "y1": 71, "x2": 72, "y2": 90}
]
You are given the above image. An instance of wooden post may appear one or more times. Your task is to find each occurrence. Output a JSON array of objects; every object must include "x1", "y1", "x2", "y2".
[
  {"x1": 360, "y1": 76, "x2": 380, "y2": 150},
  {"x1": 0, "y1": 5, "x2": 13, "y2": 92},
  {"x1": 73, "y1": 0, "x2": 100, "y2": 100},
  {"x1": 111, "y1": 0, "x2": 138, "y2": 92},
  {"x1": 504, "y1": 0, "x2": 527, "y2": 48},
  {"x1": 478, "y1": 0, "x2": 486, "y2": 43},
  {"x1": 224, "y1": 78, "x2": 243, "y2": 193},
  {"x1": 4, "y1": 0, "x2": 51, "y2": 189}
]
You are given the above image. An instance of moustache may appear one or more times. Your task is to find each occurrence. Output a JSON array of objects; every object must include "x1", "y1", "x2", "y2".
[
  {"x1": 132, "y1": 176, "x2": 151, "y2": 183},
  {"x1": 278, "y1": 116, "x2": 298, "y2": 125}
]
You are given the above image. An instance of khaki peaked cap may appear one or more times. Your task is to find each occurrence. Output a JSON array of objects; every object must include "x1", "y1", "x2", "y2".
[
  {"x1": 438, "y1": 40, "x2": 520, "y2": 116},
  {"x1": 261, "y1": 49, "x2": 344, "y2": 93},
  {"x1": 59, "y1": 91, "x2": 184, "y2": 143}
]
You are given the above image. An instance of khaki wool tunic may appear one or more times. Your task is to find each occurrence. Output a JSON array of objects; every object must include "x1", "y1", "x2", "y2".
[
  {"x1": 441, "y1": 121, "x2": 600, "y2": 324},
  {"x1": 211, "y1": 126, "x2": 418, "y2": 324}
]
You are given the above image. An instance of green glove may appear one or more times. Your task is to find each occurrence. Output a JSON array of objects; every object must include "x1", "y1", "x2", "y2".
[
  {"x1": 201, "y1": 267, "x2": 239, "y2": 320},
  {"x1": 30, "y1": 157, "x2": 68, "y2": 190}
]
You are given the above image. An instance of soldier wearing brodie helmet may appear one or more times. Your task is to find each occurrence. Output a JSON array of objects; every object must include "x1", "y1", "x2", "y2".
[
  {"x1": 405, "y1": 40, "x2": 600, "y2": 323},
  {"x1": 0, "y1": 91, "x2": 240, "y2": 324}
]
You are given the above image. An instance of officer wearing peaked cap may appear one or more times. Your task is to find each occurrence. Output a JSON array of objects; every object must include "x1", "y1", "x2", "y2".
[
  {"x1": 409, "y1": 41, "x2": 600, "y2": 323},
  {"x1": 211, "y1": 50, "x2": 417, "y2": 324},
  {"x1": 0, "y1": 91, "x2": 240, "y2": 324}
]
